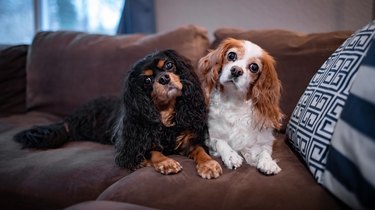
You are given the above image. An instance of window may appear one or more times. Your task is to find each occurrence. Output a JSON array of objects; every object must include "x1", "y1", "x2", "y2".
[
  {"x1": 0, "y1": 0, "x2": 125, "y2": 45},
  {"x1": 0, "y1": 1, "x2": 34, "y2": 44}
]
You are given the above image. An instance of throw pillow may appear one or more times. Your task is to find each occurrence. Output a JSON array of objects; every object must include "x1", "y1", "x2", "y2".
[
  {"x1": 287, "y1": 20, "x2": 375, "y2": 183},
  {"x1": 322, "y1": 37, "x2": 375, "y2": 210}
]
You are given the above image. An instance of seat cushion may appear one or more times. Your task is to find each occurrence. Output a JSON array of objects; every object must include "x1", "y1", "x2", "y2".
[
  {"x1": 65, "y1": 201, "x2": 158, "y2": 210},
  {"x1": 97, "y1": 135, "x2": 347, "y2": 210},
  {"x1": 0, "y1": 113, "x2": 131, "y2": 210}
]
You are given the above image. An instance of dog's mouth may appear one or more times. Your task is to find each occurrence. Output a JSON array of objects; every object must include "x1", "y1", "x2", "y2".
[
  {"x1": 221, "y1": 77, "x2": 240, "y2": 89},
  {"x1": 152, "y1": 72, "x2": 183, "y2": 107},
  {"x1": 166, "y1": 84, "x2": 182, "y2": 98}
]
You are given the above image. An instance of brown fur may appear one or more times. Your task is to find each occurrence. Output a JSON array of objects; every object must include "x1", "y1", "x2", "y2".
[
  {"x1": 175, "y1": 132, "x2": 222, "y2": 179},
  {"x1": 151, "y1": 72, "x2": 183, "y2": 127},
  {"x1": 249, "y1": 52, "x2": 283, "y2": 129}
]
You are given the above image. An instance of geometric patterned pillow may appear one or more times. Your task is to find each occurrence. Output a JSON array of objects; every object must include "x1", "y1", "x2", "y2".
[
  {"x1": 287, "y1": 20, "x2": 375, "y2": 183},
  {"x1": 322, "y1": 37, "x2": 375, "y2": 210}
]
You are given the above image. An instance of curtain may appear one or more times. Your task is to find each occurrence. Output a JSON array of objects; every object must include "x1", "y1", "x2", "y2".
[{"x1": 117, "y1": 0, "x2": 156, "y2": 34}]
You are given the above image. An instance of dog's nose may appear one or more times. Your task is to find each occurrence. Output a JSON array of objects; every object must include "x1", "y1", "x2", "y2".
[
  {"x1": 159, "y1": 74, "x2": 170, "y2": 85},
  {"x1": 230, "y1": 66, "x2": 243, "y2": 78}
]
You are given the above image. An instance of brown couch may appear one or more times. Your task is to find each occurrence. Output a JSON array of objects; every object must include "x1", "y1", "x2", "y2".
[{"x1": 0, "y1": 25, "x2": 352, "y2": 210}]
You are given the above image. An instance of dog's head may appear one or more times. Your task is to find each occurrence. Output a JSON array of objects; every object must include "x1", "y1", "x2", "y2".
[
  {"x1": 198, "y1": 38, "x2": 283, "y2": 129},
  {"x1": 123, "y1": 50, "x2": 206, "y2": 127}
]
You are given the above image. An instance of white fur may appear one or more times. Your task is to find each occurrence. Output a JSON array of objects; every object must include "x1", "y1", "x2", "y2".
[{"x1": 206, "y1": 41, "x2": 281, "y2": 175}]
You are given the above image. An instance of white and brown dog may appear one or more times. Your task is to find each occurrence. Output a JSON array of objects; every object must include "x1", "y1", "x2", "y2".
[{"x1": 198, "y1": 38, "x2": 283, "y2": 175}]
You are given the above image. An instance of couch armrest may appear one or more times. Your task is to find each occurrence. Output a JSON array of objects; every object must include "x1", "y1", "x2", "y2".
[{"x1": 0, "y1": 45, "x2": 28, "y2": 117}]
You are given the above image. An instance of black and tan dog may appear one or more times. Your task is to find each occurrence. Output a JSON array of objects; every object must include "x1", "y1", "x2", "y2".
[{"x1": 14, "y1": 50, "x2": 222, "y2": 179}]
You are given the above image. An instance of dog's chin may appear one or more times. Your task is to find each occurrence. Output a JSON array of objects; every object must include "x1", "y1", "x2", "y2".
[
  {"x1": 220, "y1": 78, "x2": 245, "y2": 91},
  {"x1": 166, "y1": 86, "x2": 182, "y2": 99},
  {"x1": 219, "y1": 78, "x2": 250, "y2": 97}
]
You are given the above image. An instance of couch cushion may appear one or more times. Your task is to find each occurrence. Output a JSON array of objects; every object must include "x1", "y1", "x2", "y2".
[
  {"x1": 287, "y1": 21, "x2": 375, "y2": 183},
  {"x1": 97, "y1": 135, "x2": 347, "y2": 210},
  {"x1": 65, "y1": 201, "x2": 158, "y2": 210},
  {"x1": 0, "y1": 45, "x2": 28, "y2": 117},
  {"x1": 211, "y1": 29, "x2": 352, "y2": 132},
  {"x1": 322, "y1": 37, "x2": 375, "y2": 210},
  {"x1": 0, "y1": 113, "x2": 131, "y2": 210},
  {"x1": 26, "y1": 25, "x2": 209, "y2": 116}
]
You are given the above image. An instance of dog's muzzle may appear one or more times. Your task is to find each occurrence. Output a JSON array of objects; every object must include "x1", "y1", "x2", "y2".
[
  {"x1": 230, "y1": 66, "x2": 243, "y2": 78},
  {"x1": 159, "y1": 74, "x2": 170, "y2": 85}
]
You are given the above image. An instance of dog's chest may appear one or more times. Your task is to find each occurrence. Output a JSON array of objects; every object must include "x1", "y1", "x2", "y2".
[{"x1": 208, "y1": 91, "x2": 255, "y2": 135}]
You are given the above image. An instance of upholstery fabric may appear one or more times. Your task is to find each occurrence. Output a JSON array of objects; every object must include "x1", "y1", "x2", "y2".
[
  {"x1": 65, "y1": 201, "x2": 158, "y2": 210},
  {"x1": 0, "y1": 45, "x2": 28, "y2": 117},
  {"x1": 26, "y1": 25, "x2": 209, "y2": 117},
  {"x1": 287, "y1": 21, "x2": 375, "y2": 182},
  {"x1": 97, "y1": 135, "x2": 345, "y2": 210},
  {"x1": 0, "y1": 113, "x2": 131, "y2": 210},
  {"x1": 211, "y1": 29, "x2": 352, "y2": 132},
  {"x1": 322, "y1": 37, "x2": 375, "y2": 210}
]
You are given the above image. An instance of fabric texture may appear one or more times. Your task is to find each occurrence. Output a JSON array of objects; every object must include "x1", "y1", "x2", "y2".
[
  {"x1": 211, "y1": 29, "x2": 352, "y2": 132},
  {"x1": 0, "y1": 45, "x2": 28, "y2": 117},
  {"x1": 65, "y1": 201, "x2": 158, "y2": 210},
  {"x1": 322, "y1": 37, "x2": 375, "y2": 210},
  {"x1": 0, "y1": 114, "x2": 131, "y2": 210},
  {"x1": 287, "y1": 21, "x2": 375, "y2": 182},
  {"x1": 97, "y1": 135, "x2": 344, "y2": 210},
  {"x1": 26, "y1": 25, "x2": 209, "y2": 117}
]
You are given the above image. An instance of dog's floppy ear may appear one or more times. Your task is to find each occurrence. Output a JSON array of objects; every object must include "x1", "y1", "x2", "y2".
[
  {"x1": 198, "y1": 38, "x2": 241, "y2": 103},
  {"x1": 198, "y1": 49, "x2": 223, "y2": 102},
  {"x1": 122, "y1": 71, "x2": 160, "y2": 123},
  {"x1": 113, "y1": 70, "x2": 160, "y2": 170},
  {"x1": 250, "y1": 52, "x2": 283, "y2": 130}
]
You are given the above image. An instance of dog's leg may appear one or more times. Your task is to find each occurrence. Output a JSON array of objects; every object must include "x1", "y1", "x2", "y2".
[
  {"x1": 189, "y1": 145, "x2": 222, "y2": 179},
  {"x1": 148, "y1": 151, "x2": 183, "y2": 175},
  {"x1": 210, "y1": 138, "x2": 243, "y2": 169},
  {"x1": 241, "y1": 145, "x2": 281, "y2": 175},
  {"x1": 256, "y1": 150, "x2": 281, "y2": 175}
]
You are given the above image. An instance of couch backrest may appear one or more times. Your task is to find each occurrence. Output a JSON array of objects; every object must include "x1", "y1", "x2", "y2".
[
  {"x1": 25, "y1": 25, "x2": 209, "y2": 117},
  {"x1": 0, "y1": 45, "x2": 28, "y2": 117},
  {"x1": 1, "y1": 26, "x2": 353, "y2": 129}
]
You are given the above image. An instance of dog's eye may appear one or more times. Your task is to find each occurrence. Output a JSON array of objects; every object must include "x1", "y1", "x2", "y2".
[
  {"x1": 144, "y1": 77, "x2": 152, "y2": 85},
  {"x1": 164, "y1": 61, "x2": 175, "y2": 71},
  {"x1": 249, "y1": 63, "x2": 259, "y2": 73},
  {"x1": 227, "y1": 52, "x2": 237, "y2": 61}
]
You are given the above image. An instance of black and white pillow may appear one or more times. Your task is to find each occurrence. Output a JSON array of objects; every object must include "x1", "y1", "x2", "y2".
[
  {"x1": 322, "y1": 36, "x2": 375, "y2": 210},
  {"x1": 287, "y1": 21, "x2": 375, "y2": 183}
]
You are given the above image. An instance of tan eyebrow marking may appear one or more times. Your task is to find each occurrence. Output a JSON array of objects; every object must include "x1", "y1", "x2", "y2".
[
  {"x1": 157, "y1": 59, "x2": 165, "y2": 69},
  {"x1": 143, "y1": 69, "x2": 153, "y2": 76}
]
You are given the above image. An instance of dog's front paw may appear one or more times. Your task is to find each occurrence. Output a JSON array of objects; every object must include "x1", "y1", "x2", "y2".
[
  {"x1": 257, "y1": 159, "x2": 281, "y2": 175},
  {"x1": 153, "y1": 158, "x2": 183, "y2": 175},
  {"x1": 197, "y1": 160, "x2": 222, "y2": 179},
  {"x1": 222, "y1": 150, "x2": 243, "y2": 170}
]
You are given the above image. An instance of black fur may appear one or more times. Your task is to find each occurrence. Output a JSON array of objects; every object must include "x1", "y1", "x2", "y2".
[{"x1": 14, "y1": 50, "x2": 208, "y2": 170}]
